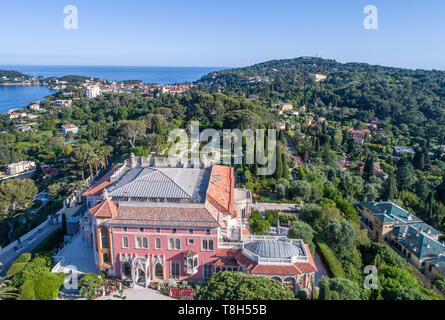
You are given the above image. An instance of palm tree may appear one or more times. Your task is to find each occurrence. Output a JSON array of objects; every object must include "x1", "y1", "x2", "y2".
[{"x1": 0, "y1": 277, "x2": 19, "y2": 300}]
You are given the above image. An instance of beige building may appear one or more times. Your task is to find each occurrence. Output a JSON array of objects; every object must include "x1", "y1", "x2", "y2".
[{"x1": 6, "y1": 161, "x2": 36, "y2": 175}]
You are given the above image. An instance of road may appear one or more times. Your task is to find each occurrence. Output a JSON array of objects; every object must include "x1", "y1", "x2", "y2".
[
  {"x1": 0, "y1": 222, "x2": 61, "y2": 276},
  {"x1": 284, "y1": 134, "x2": 303, "y2": 166}
]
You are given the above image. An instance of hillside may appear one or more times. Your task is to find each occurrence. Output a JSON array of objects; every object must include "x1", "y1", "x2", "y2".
[{"x1": 198, "y1": 57, "x2": 445, "y2": 138}]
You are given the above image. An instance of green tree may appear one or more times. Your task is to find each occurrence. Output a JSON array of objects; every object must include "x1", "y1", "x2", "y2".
[
  {"x1": 289, "y1": 180, "x2": 311, "y2": 202},
  {"x1": 0, "y1": 179, "x2": 38, "y2": 241},
  {"x1": 318, "y1": 276, "x2": 361, "y2": 300},
  {"x1": 382, "y1": 173, "x2": 398, "y2": 200},
  {"x1": 363, "y1": 155, "x2": 375, "y2": 181},
  {"x1": 397, "y1": 162, "x2": 416, "y2": 191},
  {"x1": 412, "y1": 149, "x2": 425, "y2": 171},
  {"x1": 196, "y1": 271, "x2": 295, "y2": 300},
  {"x1": 323, "y1": 219, "x2": 356, "y2": 257},
  {"x1": 287, "y1": 220, "x2": 314, "y2": 244}
]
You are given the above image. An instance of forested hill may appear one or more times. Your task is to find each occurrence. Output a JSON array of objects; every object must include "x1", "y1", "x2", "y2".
[
  {"x1": 0, "y1": 70, "x2": 30, "y2": 79},
  {"x1": 198, "y1": 57, "x2": 445, "y2": 136}
]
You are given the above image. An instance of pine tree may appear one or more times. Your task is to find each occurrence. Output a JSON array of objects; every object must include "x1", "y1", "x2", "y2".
[{"x1": 383, "y1": 173, "x2": 398, "y2": 200}]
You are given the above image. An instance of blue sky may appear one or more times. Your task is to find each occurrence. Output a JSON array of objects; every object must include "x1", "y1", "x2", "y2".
[{"x1": 0, "y1": 0, "x2": 444, "y2": 69}]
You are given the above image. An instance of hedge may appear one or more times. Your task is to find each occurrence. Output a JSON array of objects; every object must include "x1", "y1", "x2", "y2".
[
  {"x1": 34, "y1": 272, "x2": 66, "y2": 300},
  {"x1": 13, "y1": 253, "x2": 32, "y2": 264},
  {"x1": 31, "y1": 228, "x2": 64, "y2": 255},
  {"x1": 20, "y1": 280, "x2": 36, "y2": 300},
  {"x1": 6, "y1": 262, "x2": 27, "y2": 277},
  {"x1": 314, "y1": 234, "x2": 345, "y2": 279}
]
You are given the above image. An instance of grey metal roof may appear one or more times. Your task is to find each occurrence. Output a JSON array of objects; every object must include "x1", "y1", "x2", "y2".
[
  {"x1": 107, "y1": 167, "x2": 210, "y2": 202},
  {"x1": 244, "y1": 240, "x2": 304, "y2": 258}
]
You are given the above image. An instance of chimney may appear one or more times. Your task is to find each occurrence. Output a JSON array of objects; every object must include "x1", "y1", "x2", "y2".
[{"x1": 130, "y1": 153, "x2": 136, "y2": 168}]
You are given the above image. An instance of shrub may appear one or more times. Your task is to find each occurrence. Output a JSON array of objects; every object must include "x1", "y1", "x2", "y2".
[
  {"x1": 19, "y1": 280, "x2": 36, "y2": 300},
  {"x1": 34, "y1": 272, "x2": 65, "y2": 300},
  {"x1": 6, "y1": 262, "x2": 27, "y2": 278},
  {"x1": 80, "y1": 273, "x2": 101, "y2": 287},
  {"x1": 297, "y1": 290, "x2": 307, "y2": 300},
  {"x1": 265, "y1": 210, "x2": 279, "y2": 227},
  {"x1": 79, "y1": 278, "x2": 100, "y2": 300},
  {"x1": 197, "y1": 271, "x2": 295, "y2": 300},
  {"x1": 318, "y1": 276, "x2": 362, "y2": 300},
  {"x1": 33, "y1": 252, "x2": 54, "y2": 268}
]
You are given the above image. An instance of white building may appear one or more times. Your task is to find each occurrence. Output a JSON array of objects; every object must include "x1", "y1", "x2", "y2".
[
  {"x1": 61, "y1": 124, "x2": 79, "y2": 135},
  {"x1": 51, "y1": 100, "x2": 72, "y2": 108},
  {"x1": 6, "y1": 161, "x2": 36, "y2": 175},
  {"x1": 28, "y1": 103, "x2": 40, "y2": 111},
  {"x1": 85, "y1": 86, "x2": 101, "y2": 99},
  {"x1": 310, "y1": 73, "x2": 327, "y2": 82}
]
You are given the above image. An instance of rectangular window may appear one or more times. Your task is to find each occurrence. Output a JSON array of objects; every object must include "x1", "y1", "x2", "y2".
[
  {"x1": 155, "y1": 238, "x2": 161, "y2": 249},
  {"x1": 122, "y1": 227, "x2": 128, "y2": 232},
  {"x1": 201, "y1": 239, "x2": 214, "y2": 251},
  {"x1": 187, "y1": 238, "x2": 194, "y2": 246},
  {"x1": 172, "y1": 228, "x2": 177, "y2": 234},
  {"x1": 203, "y1": 263, "x2": 213, "y2": 280},
  {"x1": 241, "y1": 208, "x2": 246, "y2": 219},
  {"x1": 175, "y1": 239, "x2": 181, "y2": 250},
  {"x1": 171, "y1": 262, "x2": 180, "y2": 278},
  {"x1": 139, "y1": 227, "x2": 144, "y2": 233},
  {"x1": 122, "y1": 236, "x2": 129, "y2": 248},
  {"x1": 136, "y1": 237, "x2": 142, "y2": 249},
  {"x1": 168, "y1": 238, "x2": 175, "y2": 250},
  {"x1": 143, "y1": 238, "x2": 149, "y2": 248},
  {"x1": 206, "y1": 229, "x2": 211, "y2": 235},
  {"x1": 188, "y1": 229, "x2": 194, "y2": 234},
  {"x1": 156, "y1": 228, "x2": 161, "y2": 233}
]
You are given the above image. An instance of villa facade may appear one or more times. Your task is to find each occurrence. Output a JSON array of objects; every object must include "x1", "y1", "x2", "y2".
[
  {"x1": 356, "y1": 201, "x2": 445, "y2": 281},
  {"x1": 79, "y1": 155, "x2": 317, "y2": 294}
]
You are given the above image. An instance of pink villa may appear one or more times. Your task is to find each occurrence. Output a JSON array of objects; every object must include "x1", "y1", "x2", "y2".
[{"x1": 80, "y1": 154, "x2": 317, "y2": 294}]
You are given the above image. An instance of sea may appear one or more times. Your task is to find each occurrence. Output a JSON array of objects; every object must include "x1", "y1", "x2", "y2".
[{"x1": 0, "y1": 65, "x2": 225, "y2": 113}]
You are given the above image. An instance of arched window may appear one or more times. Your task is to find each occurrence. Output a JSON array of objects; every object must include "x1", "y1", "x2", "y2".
[{"x1": 100, "y1": 226, "x2": 110, "y2": 249}]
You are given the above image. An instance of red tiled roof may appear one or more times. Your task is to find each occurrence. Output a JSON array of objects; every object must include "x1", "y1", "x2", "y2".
[
  {"x1": 62, "y1": 124, "x2": 77, "y2": 129},
  {"x1": 108, "y1": 205, "x2": 219, "y2": 228},
  {"x1": 301, "y1": 244, "x2": 318, "y2": 273},
  {"x1": 206, "y1": 165, "x2": 235, "y2": 217},
  {"x1": 89, "y1": 199, "x2": 117, "y2": 218},
  {"x1": 250, "y1": 264, "x2": 303, "y2": 275},
  {"x1": 215, "y1": 244, "x2": 317, "y2": 275},
  {"x1": 184, "y1": 249, "x2": 199, "y2": 257},
  {"x1": 82, "y1": 164, "x2": 123, "y2": 196}
]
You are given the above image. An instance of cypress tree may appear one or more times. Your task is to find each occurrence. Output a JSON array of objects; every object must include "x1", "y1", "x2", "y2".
[
  {"x1": 383, "y1": 173, "x2": 398, "y2": 200},
  {"x1": 275, "y1": 145, "x2": 283, "y2": 179},
  {"x1": 282, "y1": 153, "x2": 290, "y2": 180},
  {"x1": 363, "y1": 155, "x2": 375, "y2": 181},
  {"x1": 413, "y1": 149, "x2": 425, "y2": 170}
]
